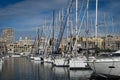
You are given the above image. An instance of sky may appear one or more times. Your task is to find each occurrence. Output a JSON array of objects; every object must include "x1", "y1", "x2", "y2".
[{"x1": 0, "y1": 0, "x2": 120, "y2": 41}]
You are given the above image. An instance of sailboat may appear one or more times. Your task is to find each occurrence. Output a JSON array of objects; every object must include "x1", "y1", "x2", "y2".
[
  {"x1": 43, "y1": 11, "x2": 56, "y2": 64},
  {"x1": 69, "y1": 0, "x2": 89, "y2": 69},
  {"x1": 30, "y1": 28, "x2": 44, "y2": 61},
  {"x1": 52, "y1": 0, "x2": 74, "y2": 67}
]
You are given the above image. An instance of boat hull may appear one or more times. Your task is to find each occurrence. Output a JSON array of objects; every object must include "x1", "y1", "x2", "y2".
[
  {"x1": 44, "y1": 57, "x2": 53, "y2": 63},
  {"x1": 11, "y1": 54, "x2": 21, "y2": 57},
  {"x1": 69, "y1": 57, "x2": 88, "y2": 69},
  {"x1": 53, "y1": 58, "x2": 69, "y2": 67},
  {"x1": 34, "y1": 57, "x2": 43, "y2": 61},
  {"x1": 88, "y1": 58, "x2": 120, "y2": 77}
]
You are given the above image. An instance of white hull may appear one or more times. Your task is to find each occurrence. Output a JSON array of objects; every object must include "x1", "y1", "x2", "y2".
[
  {"x1": 33, "y1": 56, "x2": 43, "y2": 61},
  {"x1": 53, "y1": 58, "x2": 69, "y2": 67},
  {"x1": 11, "y1": 54, "x2": 21, "y2": 57},
  {"x1": 30, "y1": 56, "x2": 34, "y2": 60},
  {"x1": 88, "y1": 58, "x2": 120, "y2": 77},
  {"x1": 33, "y1": 57, "x2": 41, "y2": 61},
  {"x1": 44, "y1": 57, "x2": 53, "y2": 63},
  {"x1": 30, "y1": 56, "x2": 43, "y2": 61},
  {"x1": 69, "y1": 56, "x2": 88, "y2": 69},
  {"x1": 20, "y1": 52, "x2": 30, "y2": 56}
]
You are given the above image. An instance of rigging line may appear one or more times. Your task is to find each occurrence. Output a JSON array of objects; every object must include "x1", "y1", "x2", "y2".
[
  {"x1": 55, "y1": 0, "x2": 73, "y2": 52},
  {"x1": 93, "y1": 60, "x2": 96, "y2": 74},
  {"x1": 44, "y1": 17, "x2": 53, "y2": 56},
  {"x1": 78, "y1": 0, "x2": 85, "y2": 20},
  {"x1": 68, "y1": 0, "x2": 73, "y2": 12},
  {"x1": 78, "y1": 7, "x2": 87, "y2": 37},
  {"x1": 44, "y1": 18, "x2": 53, "y2": 55}
]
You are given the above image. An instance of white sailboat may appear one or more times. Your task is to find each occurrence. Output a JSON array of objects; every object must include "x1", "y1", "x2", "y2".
[
  {"x1": 53, "y1": 1, "x2": 72, "y2": 67},
  {"x1": 69, "y1": 0, "x2": 88, "y2": 69},
  {"x1": 43, "y1": 11, "x2": 55, "y2": 64},
  {"x1": 30, "y1": 28, "x2": 44, "y2": 62}
]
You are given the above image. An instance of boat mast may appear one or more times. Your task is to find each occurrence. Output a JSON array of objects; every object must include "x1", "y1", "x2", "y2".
[
  {"x1": 68, "y1": 0, "x2": 73, "y2": 52},
  {"x1": 67, "y1": 8, "x2": 69, "y2": 40},
  {"x1": 95, "y1": 0, "x2": 98, "y2": 49},
  {"x1": 74, "y1": 0, "x2": 78, "y2": 49},
  {"x1": 43, "y1": 17, "x2": 46, "y2": 55},
  {"x1": 104, "y1": 13, "x2": 108, "y2": 50},
  {"x1": 112, "y1": 17, "x2": 115, "y2": 50},
  {"x1": 52, "y1": 11, "x2": 55, "y2": 53},
  {"x1": 37, "y1": 27, "x2": 40, "y2": 54},
  {"x1": 86, "y1": 0, "x2": 89, "y2": 49}
]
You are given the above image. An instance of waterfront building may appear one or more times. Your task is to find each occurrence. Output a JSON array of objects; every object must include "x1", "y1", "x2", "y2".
[
  {"x1": 65, "y1": 36, "x2": 120, "y2": 50},
  {"x1": 0, "y1": 38, "x2": 7, "y2": 54},
  {"x1": 6, "y1": 37, "x2": 34, "y2": 54},
  {"x1": 11, "y1": 36, "x2": 50, "y2": 54},
  {"x1": 0, "y1": 28, "x2": 14, "y2": 54},
  {"x1": 114, "y1": 36, "x2": 120, "y2": 50},
  {"x1": 14, "y1": 37, "x2": 34, "y2": 53},
  {"x1": 2, "y1": 28, "x2": 14, "y2": 44}
]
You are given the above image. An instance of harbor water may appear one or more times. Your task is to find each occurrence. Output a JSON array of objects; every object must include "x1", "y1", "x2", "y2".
[{"x1": 0, "y1": 57, "x2": 119, "y2": 80}]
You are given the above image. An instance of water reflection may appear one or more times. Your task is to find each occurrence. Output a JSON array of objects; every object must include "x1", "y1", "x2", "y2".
[
  {"x1": 0, "y1": 61, "x2": 3, "y2": 72},
  {"x1": 0, "y1": 57, "x2": 107, "y2": 80},
  {"x1": 0, "y1": 58, "x2": 34, "y2": 80},
  {"x1": 70, "y1": 70, "x2": 93, "y2": 80}
]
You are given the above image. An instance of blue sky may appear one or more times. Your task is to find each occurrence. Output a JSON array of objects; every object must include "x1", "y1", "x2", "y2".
[{"x1": 0, "y1": 0, "x2": 120, "y2": 41}]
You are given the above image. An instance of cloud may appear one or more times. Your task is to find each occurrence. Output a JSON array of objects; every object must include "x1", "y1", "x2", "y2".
[
  {"x1": 0, "y1": 0, "x2": 68, "y2": 28},
  {"x1": 0, "y1": 0, "x2": 120, "y2": 40},
  {"x1": 0, "y1": 0, "x2": 68, "y2": 19},
  {"x1": 0, "y1": 0, "x2": 69, "y2": 40}
]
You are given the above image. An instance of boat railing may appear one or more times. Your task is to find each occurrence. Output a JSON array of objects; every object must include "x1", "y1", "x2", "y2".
[{"x1": 96, "y1": 53, "x2": 112, "y2": 59}]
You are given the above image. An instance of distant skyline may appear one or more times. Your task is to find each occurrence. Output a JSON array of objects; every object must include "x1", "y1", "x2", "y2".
[{"x1": 0, "y1": 0, "x2": 120, "y2": 41}]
